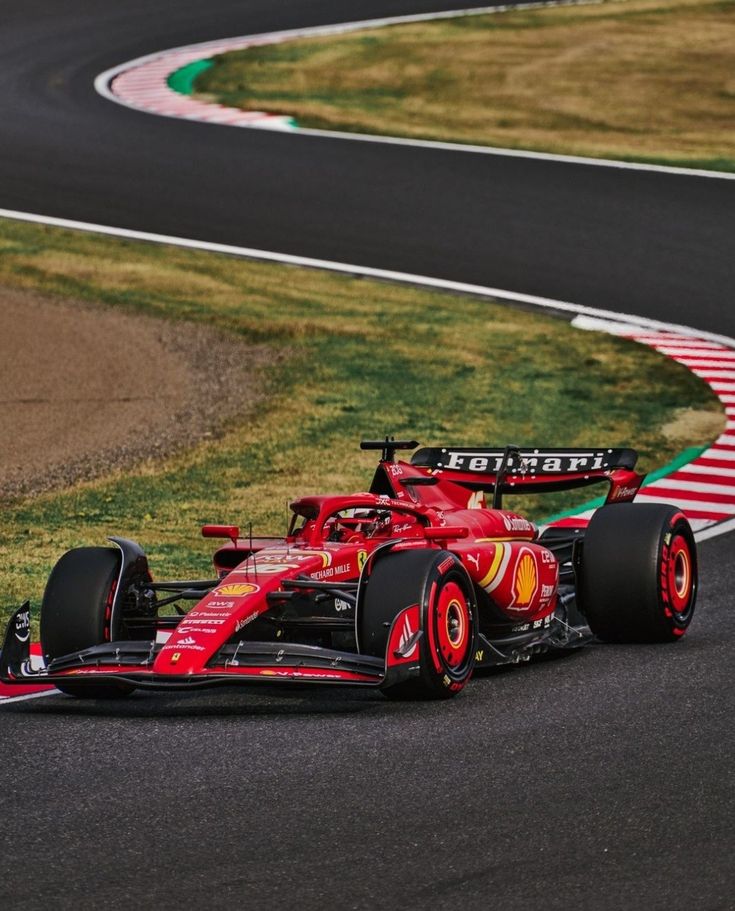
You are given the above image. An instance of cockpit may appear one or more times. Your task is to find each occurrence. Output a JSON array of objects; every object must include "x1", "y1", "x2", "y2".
[{"x1": 288, "y1": 496, "x2": 425, "y2": 545}]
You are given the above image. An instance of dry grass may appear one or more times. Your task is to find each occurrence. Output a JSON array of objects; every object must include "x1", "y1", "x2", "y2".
[
  {"x1": 197, "y1": 0, "x2": 735, "y2": 169},
  {"x1": 660, "y1": 406, "x2": 726, "y2": 443},
  {"x1": 0, "y1": 217, "x2": 723, "y2": 631}
]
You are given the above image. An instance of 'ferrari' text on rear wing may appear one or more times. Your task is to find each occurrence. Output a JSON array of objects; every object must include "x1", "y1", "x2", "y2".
[
  {"x1": 407, "y1": 445, "x2": 643, "y2": 503},
  {"x1": 412, "y1": 447, "x2": 637, "y2": 475}
]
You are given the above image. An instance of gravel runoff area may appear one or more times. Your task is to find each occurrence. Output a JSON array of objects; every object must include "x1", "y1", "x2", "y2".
[{"x1": 0, "y1": 287, "x2": 269, "y2": 498}]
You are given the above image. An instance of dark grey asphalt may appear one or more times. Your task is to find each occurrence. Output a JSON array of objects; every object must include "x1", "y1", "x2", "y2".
[
  {"x1": 2, "y1": 531, "x2": 734, "y2": 910},
  {"x1": 1, "y1": 1, "x2": 735, "y2": 334},
  {"x1": 0, "y1": 2, "x2": 734, "y2": 909}
]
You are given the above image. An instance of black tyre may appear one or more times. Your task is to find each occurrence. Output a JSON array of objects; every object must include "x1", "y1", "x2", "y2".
[
  {"x1": 359, "y1": 549, "x2": 478, "y2": 699},
  {"x1": 579, "y1": 504, "x2": 697, "y2": 643},
  {"x1": 41, "y1": 547, "x2": 136, "y2": 698}
]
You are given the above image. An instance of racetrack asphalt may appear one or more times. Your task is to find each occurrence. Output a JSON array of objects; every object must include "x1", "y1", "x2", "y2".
[{"x1": 0, "y1": 2, "x2": 734, "y2": 908}]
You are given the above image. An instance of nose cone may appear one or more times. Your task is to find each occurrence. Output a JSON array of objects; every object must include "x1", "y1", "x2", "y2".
[{"x1": 153, "y1": 578, "x2": 264, "y2": 675}]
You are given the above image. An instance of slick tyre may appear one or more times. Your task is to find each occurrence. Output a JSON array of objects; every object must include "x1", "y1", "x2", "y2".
[
  {"x1": 579, "y1": 504, "x2": 697, "y2": 643},
  {"x1": 360, "y1": 549, "x2": 478, "y2": 699},
  {"x1": 41, "y1": 547, "x2": 135, "y2": 698}
]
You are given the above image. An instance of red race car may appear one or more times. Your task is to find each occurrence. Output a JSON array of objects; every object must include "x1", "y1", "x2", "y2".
[{"x1": 1, "y1": 439, "x2": 697, "y2": 700}]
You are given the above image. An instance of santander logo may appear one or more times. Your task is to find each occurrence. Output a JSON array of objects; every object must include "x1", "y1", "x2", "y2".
[{"x1": 502, "y1": 514, "x2": 534, "y2": 533}]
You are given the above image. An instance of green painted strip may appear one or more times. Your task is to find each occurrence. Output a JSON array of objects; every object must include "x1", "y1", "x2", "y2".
[
  {"x1": 167, "y1": 58, "x2": 213, "y2": 95},
  {"x1": 165, "y1": 57, "x2": 299, "y2": 128},
  {"x1": 642, "y1": 445, "x2": 707, "y2": 484},
  {"x1": 540, "y1": 445, "x2": 710, "y2": 524},
  {"x1": 540, "y1": 493, "x2": 606, "y2": 525}
]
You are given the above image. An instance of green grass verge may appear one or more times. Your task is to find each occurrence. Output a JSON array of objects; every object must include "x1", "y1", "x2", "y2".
[
  {"x1": 194, "y1": 0, "x2": 735, "y2": 172},
  {"x1": 0, "y1": 217, "x2": 723, "y2": 633}
]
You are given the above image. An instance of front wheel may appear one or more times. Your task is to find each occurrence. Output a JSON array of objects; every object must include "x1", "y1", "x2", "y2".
[
  {"x1": 41, "y1": 546, "x2": 136, "y2": 698},
  {"x1": 359, "y1": 549, "x2": 478, "y2": 699},
  {"x1": 579, "y1": 504, "x2": 697, "y2": 643}
]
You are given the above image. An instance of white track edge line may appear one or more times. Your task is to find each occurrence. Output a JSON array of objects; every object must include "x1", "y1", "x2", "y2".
[
  {"x1": 0, "y1": 689, "x2": 56, "y2": 705},
  {"x1": 92, "y1": 2, "x2": 735, "y2": 182},
  {"x1": 3, "y1": 207, "x2": 735, "y2": 350},
  {"x1": 244, "y1": 127, "x2": 735, "y2": 180},
  {"x1": 695, "y1": 516, "x2": 735, "y2": 542},
  {"x1": 2, "y1": 205, "x2": 735, "y2": 546}
]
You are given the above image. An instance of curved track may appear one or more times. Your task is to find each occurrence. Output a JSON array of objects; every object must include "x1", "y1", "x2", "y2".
[{"x1": 1, "y1": 3, "x2": 734, "y2": 908}]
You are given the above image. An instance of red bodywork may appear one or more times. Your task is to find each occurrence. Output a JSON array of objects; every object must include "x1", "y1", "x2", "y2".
[{"x1": 1, "y1": 443, "x2": 644, "y2": 692}]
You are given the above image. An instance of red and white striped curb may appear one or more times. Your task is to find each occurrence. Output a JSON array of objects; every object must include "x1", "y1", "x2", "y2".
[
  {"x1": 106, "y1": 3, "x2": 554, "y2": 130},
  {"x1": 93, "y1": 2, "x2": 734, "y2": 182},
  {"x1": 99, "y1": 4, "x2": 601, "y2": 131},
  {"x1": 572, "y1": 316, "x2": 735, "y2": 532},
  {"x1": 2, "y1": 321, "x2": 732, "y2": 704},
  {"x1": 106, "y1": 36, "x2": 296, "y2": 130}
]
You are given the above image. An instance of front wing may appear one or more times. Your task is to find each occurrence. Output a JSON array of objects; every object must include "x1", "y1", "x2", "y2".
[{"x1": 0, "y1": 604, "x2": 413, "y2": 692}]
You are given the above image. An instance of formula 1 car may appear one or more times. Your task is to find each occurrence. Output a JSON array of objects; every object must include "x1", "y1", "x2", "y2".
[{"x1": 1, "y1": 439, "x2": 697, "y2": 700}]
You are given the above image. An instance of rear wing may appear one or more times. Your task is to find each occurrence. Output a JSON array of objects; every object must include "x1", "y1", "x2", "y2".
[{"x1": 410, "y1": 445, "x2": 644, "y2": 503}]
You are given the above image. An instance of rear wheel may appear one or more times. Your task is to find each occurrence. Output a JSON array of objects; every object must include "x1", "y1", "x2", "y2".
[
  {"x1": 41, "y1": 547, "x2": 136, "y2": 698},
  {"x1": 579, "y1": 504, "x2": 697, "y2": 642},
  {"x1": 359, "y1": 549, "x2": 478, "y2": 699}
]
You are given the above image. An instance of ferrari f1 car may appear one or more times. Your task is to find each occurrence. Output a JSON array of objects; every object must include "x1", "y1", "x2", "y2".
[{"x1": 1, "y1": 439, "x2": 697, "y2": 700}]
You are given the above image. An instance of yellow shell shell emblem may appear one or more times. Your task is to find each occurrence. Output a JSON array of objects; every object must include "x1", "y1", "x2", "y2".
[
  {"x1": 514, "y1": 553, "x2": 537, "y2": 606},
  {"x1": 215, "y1": 582, "x2": 259, "y2": 597}
]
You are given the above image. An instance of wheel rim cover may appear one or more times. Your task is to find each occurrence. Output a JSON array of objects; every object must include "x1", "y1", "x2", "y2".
[
  {"x1": 667, "y1": 536, "x2": 692, "y2": 616},
  {"x1": 435, "y1": 581, "x2": 470, "y2": 667}
]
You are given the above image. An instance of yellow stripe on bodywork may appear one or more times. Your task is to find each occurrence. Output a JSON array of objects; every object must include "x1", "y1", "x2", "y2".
[{"x1": 478, "y1": 542, "x2": 507, "y2": 589}]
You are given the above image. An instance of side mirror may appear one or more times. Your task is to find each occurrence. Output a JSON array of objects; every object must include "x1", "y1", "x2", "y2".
[{"x1": 201, "y1": 524, "x2": 240, "y2": 545}]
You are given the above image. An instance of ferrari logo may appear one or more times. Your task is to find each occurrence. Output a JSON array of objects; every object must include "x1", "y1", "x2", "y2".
[
  {"x1": 170, "y1": 652, "x2": 181, "y2": 665},
  {"x1": 357, "y1": 550, "x2": 368, "y2": 572}
]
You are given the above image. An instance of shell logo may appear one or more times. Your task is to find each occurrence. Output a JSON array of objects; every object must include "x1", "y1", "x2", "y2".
[
  {"x1": 214, "y1": 582, "x2": 259, "y2": 597},
  {"x1": 513, "y1": 552, "x2": 538, "y2": 607}
]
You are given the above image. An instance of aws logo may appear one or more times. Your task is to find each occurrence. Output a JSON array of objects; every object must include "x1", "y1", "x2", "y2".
[{"x1": 512, "y1": 550, "x2": 538, "y2": 608}]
